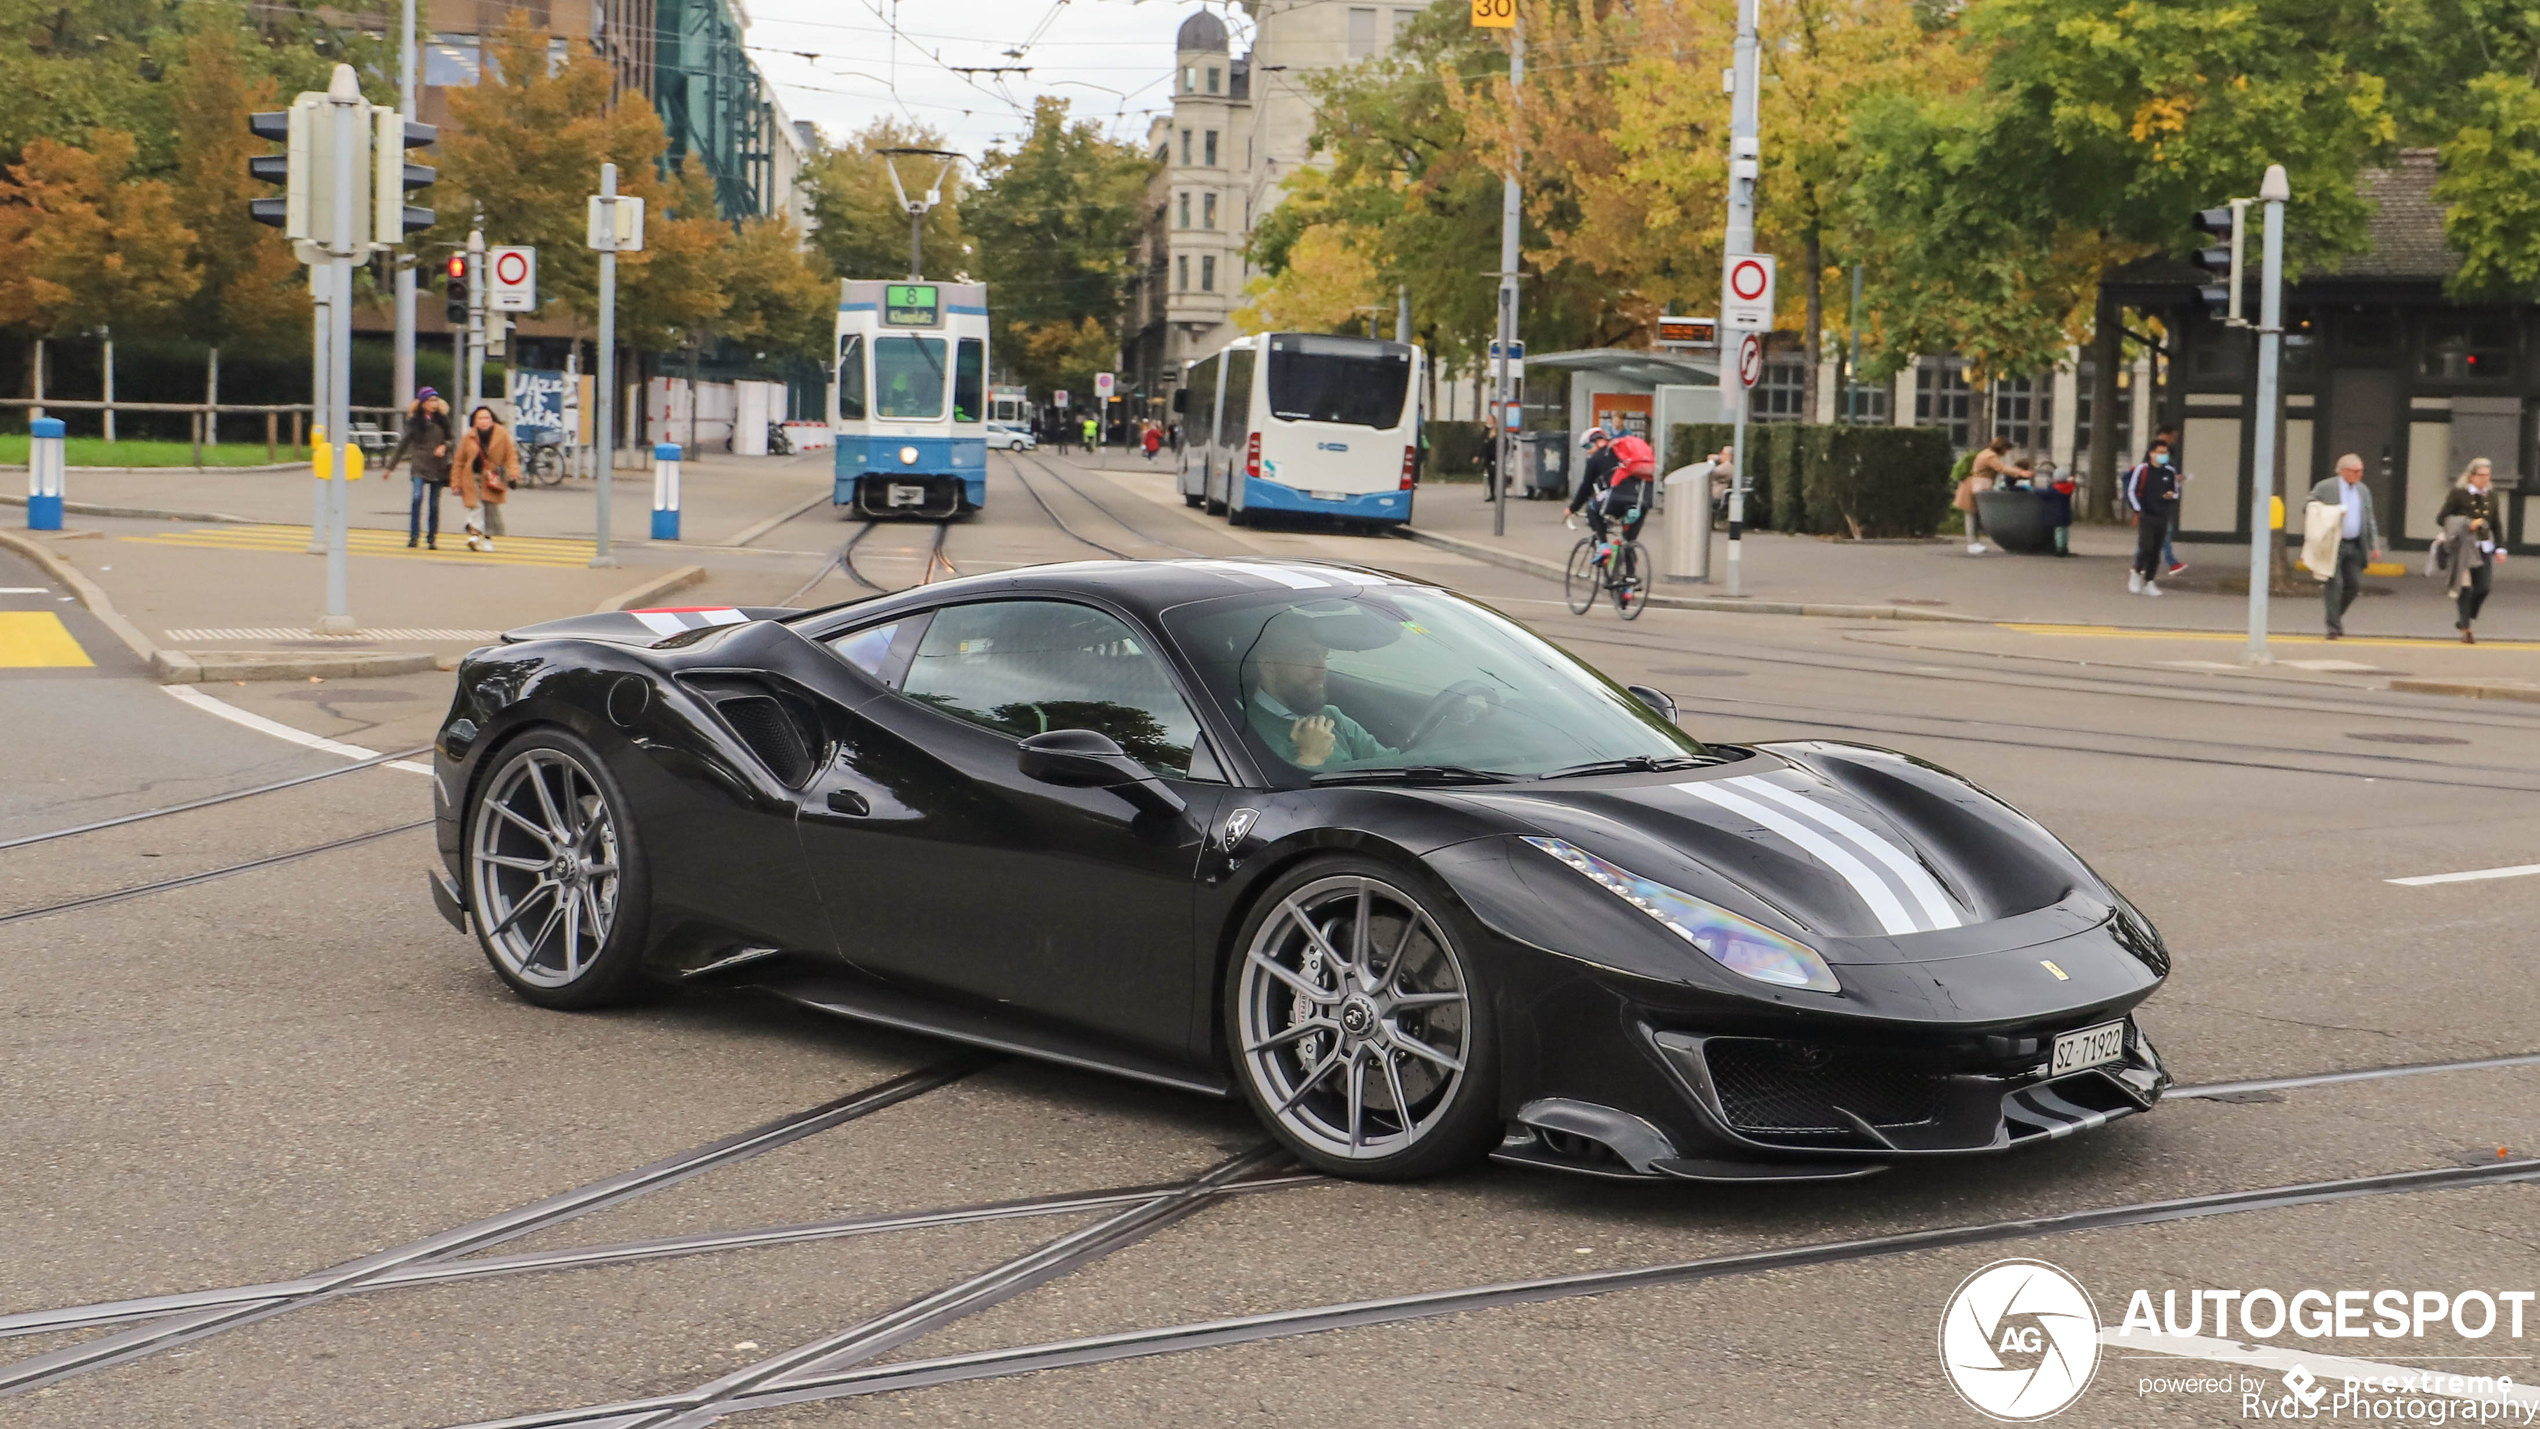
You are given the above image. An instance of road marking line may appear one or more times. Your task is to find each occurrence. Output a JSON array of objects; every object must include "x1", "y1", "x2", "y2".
[
  {"x1": 0, "y1": 611, "x2": 93, "y2": 667},
  {"x1": 1998, "y1": 622, "x2": 2540, "y2": 651},
  {"x1": 160, "y1": 686, "x2": 432, "y2": 776},
  {"x1": 2387, "y1": 863, "x2": 2540, "y2": 886},
  {"x1": 0, "y1": 587, "x2": 51, "y2": 595},
  {"x1": 2102, "y1": 1330, "x2": 2540, "y2": 1408}
]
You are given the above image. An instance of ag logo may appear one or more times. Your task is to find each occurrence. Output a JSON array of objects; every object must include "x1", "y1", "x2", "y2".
[{"x1": 1938, "y1": 1258, "x2": 2102, "y2": 1420}]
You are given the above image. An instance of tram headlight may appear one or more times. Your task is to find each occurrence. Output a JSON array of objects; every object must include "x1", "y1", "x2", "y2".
[{"x1": 898, "y1": 445, "x2": 920, "y2": 465}]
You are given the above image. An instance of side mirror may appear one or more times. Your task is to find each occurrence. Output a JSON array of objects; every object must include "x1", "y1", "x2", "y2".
[
  {"x1": 1626, "y1": 684, "x2": 1679, "y2": 725},
  {"x1": 1017, "y1": 729, "x2": 1188, "y2": 818}
]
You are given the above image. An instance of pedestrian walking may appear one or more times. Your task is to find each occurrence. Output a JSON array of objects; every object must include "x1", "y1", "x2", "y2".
[
  {"x1": 2126, "y1": 438, "x2": 2180, "y2": 597},
  {"x1": 1081, "y1": 414, "x2": 1097, "y2": 450},
  {"x1": 2145, "y1": 425, "x2": 2188, "y2": 576},
  {"x1": 1142, "y1": 422, "x2": 1162, "y2": 461},
  {"x1": 2309, "y1": 453, "x2": 2383, "y2": 639},
  {"x1": 1959, "y1": 436, "x2": 2012, "y2": 555},
  {"x1": 384, "y1": 387, "x2": 453, "y2": 550},
  {"x1": 2433, "y1": 458, "x2": 2507, "y2": 642},
  {"x1": 1478, "y1": 430, "x2": 1499, "y2": 501},
  {"x1": 451, "y1": 405, "x2": 517, "y2": 554}
]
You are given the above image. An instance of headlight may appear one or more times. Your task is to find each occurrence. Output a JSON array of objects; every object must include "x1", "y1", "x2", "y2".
[
  {"x1": 1523, "y1": 836, "x2": 1840, "y2": 993},
  {"x1": 899, "y1": 445, "x2": 920, "y2": 464}
]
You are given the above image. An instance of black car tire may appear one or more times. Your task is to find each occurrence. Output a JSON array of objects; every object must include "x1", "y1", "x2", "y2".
[
  {"x1": 1184, "y1": 492, "x2": 1204, "y2": 508},
  {"x1": 1225, "y1": 856, "x2": 1500, "y2": 1180},
  {"x1": 464, "y1": 729, "x2": 653, "y2": 1009}
]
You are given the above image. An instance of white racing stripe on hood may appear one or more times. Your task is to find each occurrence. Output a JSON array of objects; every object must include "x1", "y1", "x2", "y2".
[
  {"x1": 1728, "y1": 776, "x2": 1963, "y2": 930},
  {"x1": 1176, "y1": 560, "x2": 1333, "y2": 590},
  {"x1": 1677, "y1": 780, "x2": 1920, "y2": 936}
]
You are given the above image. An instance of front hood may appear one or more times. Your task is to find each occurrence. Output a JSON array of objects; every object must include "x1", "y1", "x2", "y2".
[{"x1": 1450, "y1": 742, "x2": 2113, "y2": 956}]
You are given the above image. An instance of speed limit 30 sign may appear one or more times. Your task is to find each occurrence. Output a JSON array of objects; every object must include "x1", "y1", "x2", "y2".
[{"x1": 1722, "y1": 253, "x2": 1775, "y2": 332}]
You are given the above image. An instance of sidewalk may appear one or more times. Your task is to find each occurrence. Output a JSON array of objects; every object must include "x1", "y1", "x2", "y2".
[
  {"x1": 1408, "y1": 483, "x2": 2540, "y2": 644},
  {"x1": 0, "y1": 449, "x2": 840, "y2": 682}
]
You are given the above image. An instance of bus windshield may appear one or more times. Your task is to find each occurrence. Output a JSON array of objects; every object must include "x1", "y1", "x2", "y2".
[
  {"x1": 1265, "y1": 335, "x2": 1410, "y2": 429},
  {"x1": 873, "y1": 336, "x2": 948, "y2": 419}
]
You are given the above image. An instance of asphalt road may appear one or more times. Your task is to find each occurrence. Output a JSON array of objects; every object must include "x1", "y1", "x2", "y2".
[{"x1": 3, "y1": 453, "x2": 2537, "y2": 1428}]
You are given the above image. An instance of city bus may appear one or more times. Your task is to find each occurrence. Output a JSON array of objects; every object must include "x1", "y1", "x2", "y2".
[{"x1": 1177, "y1": 332, "x2": 1423, "y2": 527}]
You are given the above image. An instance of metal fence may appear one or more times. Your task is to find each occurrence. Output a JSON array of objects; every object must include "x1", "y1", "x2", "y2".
[{"x1": 0, "y1": 398, "x2": 404, "y2": 465}]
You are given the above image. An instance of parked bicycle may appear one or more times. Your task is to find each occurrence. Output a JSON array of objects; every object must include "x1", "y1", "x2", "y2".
[
  {"x1": 1564, "y1": 521, "x2": 1649, "y2": 620},
  {"x1": 523, "y1": 440, "x2": 569, "y2": 486}
]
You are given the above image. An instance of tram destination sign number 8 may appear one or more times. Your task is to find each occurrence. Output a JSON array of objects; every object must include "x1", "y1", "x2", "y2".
[{"x1": 885, "y1": 283, "x2": 941, "y2": 327}]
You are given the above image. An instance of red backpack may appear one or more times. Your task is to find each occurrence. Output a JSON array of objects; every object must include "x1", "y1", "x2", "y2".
[{"x1": 1608, "y1": 434, "x2": 1656, "y2": 482}]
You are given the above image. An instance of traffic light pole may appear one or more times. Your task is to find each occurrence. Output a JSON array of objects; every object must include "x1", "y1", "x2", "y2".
[
  {"x1": 391, "y1": 0, "x2": 416, "y2": 417},
  {"x1": 592, "y1": 163, "x2": 619, "y2": 567},
  {"x1": 1490, "y1": 15, "x2": 1521, "y2": 540},
  {"x1": 465, "y1": 227, "x2": 486, "y2": 411},
  {"x1": 2244, "y1": 164, "x2": 2290, "y2": 665},
  {"x1": 1724, "y1": 0, "x2": 1760, "y2": 598},
  {"x1": 319, "y1": 65, "x2": 362, "y2": 635},
  {"x1": 307, "y1": 259, "x2": 332, "y2": 555}
]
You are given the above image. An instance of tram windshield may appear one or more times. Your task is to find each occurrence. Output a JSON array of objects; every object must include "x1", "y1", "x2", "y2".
[
  {"x1": 1265, "y1": 335, "x2": 1411, "y2": 429},
  {"x1": 873, "y1": 336, "x2": 948, "y2": 420}
]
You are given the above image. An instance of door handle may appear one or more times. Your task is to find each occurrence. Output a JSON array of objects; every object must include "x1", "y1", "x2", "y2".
[{"x1": 826, "y1": 790, "x2": 870, "y2": 817}]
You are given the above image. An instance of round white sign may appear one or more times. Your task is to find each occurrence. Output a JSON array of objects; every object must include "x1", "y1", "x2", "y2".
[{"x1": 1938, "y1": 1259, "x2": 2101, "y2": 1421}]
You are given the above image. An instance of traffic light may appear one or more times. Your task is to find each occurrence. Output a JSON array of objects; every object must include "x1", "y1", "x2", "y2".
[
  {"x1": 246, "y1": 105, "x2": 307, "y2": 234},
  {"x1": 445, "y1": 252, "x2": 469, "y2": 324},
  {"x1": 2191, "y1": 201, "x2": 2251, "y2": 327},
  {"x1": 375, "y1": 112, "x2": 436, "y2": 244}
]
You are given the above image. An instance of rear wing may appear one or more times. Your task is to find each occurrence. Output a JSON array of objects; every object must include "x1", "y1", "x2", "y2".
[{"x1": 501, "y1": 607, "x2": 797, "y2": 647}]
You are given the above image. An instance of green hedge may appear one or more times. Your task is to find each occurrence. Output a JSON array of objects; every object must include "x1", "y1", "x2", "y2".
[
  {"x1": 1423, "y1": 419, "x2": 1489, "y2": 477},
  {"x1": 1665, "y1": 422, "x2": 1954, "y2": 538}
]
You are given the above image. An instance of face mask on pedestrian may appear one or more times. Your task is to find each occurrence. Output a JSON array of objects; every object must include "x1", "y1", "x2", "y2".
[{"x1": 2152, "y1": 452, "x2": 2171, "y2": 467}]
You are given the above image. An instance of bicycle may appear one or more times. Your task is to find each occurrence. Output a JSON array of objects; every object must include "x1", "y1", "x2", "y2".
[
  {"x1": 524, "y1": 440, "x2": 569, "y2": 486},
  {"x1": 1564, "y1": 519, "x2": 1649, "y2": 620}
]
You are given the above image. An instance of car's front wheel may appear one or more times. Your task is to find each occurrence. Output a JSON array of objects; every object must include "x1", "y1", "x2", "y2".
[
  {"x1": 466, "y1": 730, "x2": 652, "y2": 1008},
  {"x1": 1227, "y1": 858, "x2": 1500, "y2": 1179}
]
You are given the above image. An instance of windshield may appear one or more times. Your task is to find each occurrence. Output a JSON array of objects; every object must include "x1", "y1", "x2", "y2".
[
  {"x1": 873, "y1": 336, "x2": 947, "y2": 420},
  {"x1": 1161, "y1": 586, "x2": 1710, "y2": 784},
  {"x1": 1265, "y1": 335, "x2": 1410, "y2": 429}
]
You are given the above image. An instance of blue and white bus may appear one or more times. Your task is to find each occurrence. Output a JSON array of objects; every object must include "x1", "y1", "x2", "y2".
[
  {"x1": 832, "y1": 278, "x2": 988, "y2": 518},
  {"x1": 1177, "y1": 332, "x2": 1423, "y2": 527}
]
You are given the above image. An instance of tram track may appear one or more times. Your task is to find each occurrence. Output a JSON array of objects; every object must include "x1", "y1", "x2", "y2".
[
  {"x1": 1008, "y1": 451, "x2": 1206, "y2": 558},
  {"x1": 0, "y1": 1058, "x2": 987, "y2": 1401},
  {"x1": 0, "y1": 817, "x2": 435, "y2": 926},
  {"x1": 780, "y1": 519, "x2": 953, "y2": 608},
  {"x1": 0, "y1": 745, "x2": 437, "y2": 853}
]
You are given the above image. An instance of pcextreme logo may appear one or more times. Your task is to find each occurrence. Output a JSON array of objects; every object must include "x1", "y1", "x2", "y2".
[{"x1": 1940, "y1": 1259, "x2": 2104, "y2": 1421}]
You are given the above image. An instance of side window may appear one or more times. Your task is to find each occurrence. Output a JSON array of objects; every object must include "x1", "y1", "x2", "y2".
[
  {"x1": 836, "y1": 334, "x2": 865, "y2": 422},
  {"x1": 828, "y1": 619, "x2": 902, "y2": 679},
  {"x1": 900, "y1": 601, "x2": 1203, "y2": 779},
  {"x1": 953, "y1": 338, "x2": 984, "y2": 424}
]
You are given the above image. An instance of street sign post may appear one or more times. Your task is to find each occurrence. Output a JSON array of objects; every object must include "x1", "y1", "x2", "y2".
[
  {"x1": 1657, "y1": 316, "x2": 1718, "y2": 349},
  {"x1": 1723, "y1": 254, "x2": 1776, "y2": 332},
  {"x1": 488, "y1": 246, "x2": 536, "y2": 312},
  {"x1": 586, "y1": 165, "x2": 643, "y2": 566},
  {"x1": 1736, "y1": 333, "x2": 1764, "y2": 389},
  {"x1": 1053, "y1": 390, "x2": 1070, "y2": 409},
  {"x1": 1094, "y1": 373, "x2": 1114, "y2": 449}
]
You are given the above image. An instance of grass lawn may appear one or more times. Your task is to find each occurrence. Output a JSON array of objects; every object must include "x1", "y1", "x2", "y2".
[{"x1": 0, "y1": 435, "x2": 302, "y2": 468}]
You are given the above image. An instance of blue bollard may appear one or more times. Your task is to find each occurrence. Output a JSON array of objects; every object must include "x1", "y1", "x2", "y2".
[
  {"x1": 27, "y1": 416, "x2": 66, "y2": 530},
  {"x1": 650, "y1": 442, "x2": 682, "y2": 540}
]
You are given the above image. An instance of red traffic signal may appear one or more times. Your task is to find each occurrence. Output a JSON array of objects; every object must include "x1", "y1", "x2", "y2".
[{"x1": 445, "y1": 254, "x2": 467, "y2": 281}]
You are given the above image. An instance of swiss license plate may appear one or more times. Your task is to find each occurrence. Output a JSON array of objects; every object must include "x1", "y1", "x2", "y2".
[{"x1": 2051, "y1": 1020, "x2": 2127, "y2": 1075}]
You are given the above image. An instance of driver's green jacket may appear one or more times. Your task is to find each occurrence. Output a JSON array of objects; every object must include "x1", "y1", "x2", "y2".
[{"x1": 1249, "y1": 690, "x2": 1394, "y2": 769}]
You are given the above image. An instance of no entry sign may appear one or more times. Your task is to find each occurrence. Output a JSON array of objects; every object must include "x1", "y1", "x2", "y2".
[
  {"x1": 1722, "y1": 253, "x2": 1775, "y2": 332},
  {"x1": 488, "y1": 246, "x2": 537, "y2": 312}
]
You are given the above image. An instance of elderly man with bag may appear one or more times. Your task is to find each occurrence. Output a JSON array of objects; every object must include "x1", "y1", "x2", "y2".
[{"x1": 2304, "y1": 453, "x2": 2383, "y2": 640}]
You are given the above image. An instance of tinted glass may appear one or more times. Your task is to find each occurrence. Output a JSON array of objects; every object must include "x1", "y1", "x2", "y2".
[
  {"x1": 954, "y1": 338, "x2": 985, "y2": 422},
  {"x1": 873, "y1": 336, "x2": 947, "y2": 420},
  {"x1": 828, "y1": 620, "x2": 901, "y2": 679},
  {"x1": 1220, "y1": 347, "x2": 1255, "y2": 444},
  {"x1": 1266, "y1": 335, "x2": 1410, "y2": 429},
  {"x1": 902, "y1": 601, "x2": 1202, "y2": 779},
  {"x1": 836, "y1": 334, "x2": 865, "y2": 422},
  {"x1": 1162, "y1": 587, "x2": 1709, "y2": 784},
  {"x1": 1184, "y1": 353, "x2": 1218, "y2": 440}
]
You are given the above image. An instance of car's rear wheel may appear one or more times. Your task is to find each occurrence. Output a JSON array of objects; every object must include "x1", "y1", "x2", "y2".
[
  {"x1": 467, "y1": 730, "x2": 652, "y2": 1008},
  {"x1": 1227, "y1": 858, "x2": 1499, "y2": 1179}
]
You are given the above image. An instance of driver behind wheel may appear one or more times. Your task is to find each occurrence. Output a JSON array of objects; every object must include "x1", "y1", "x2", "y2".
[{"x1": 1244, "y1": 618, "x2": 1395, "y2": 769}]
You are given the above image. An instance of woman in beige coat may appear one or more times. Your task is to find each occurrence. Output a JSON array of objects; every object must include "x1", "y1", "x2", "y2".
[{"x1": 450, "y1": 406, "x2": 517, "y2": 553}]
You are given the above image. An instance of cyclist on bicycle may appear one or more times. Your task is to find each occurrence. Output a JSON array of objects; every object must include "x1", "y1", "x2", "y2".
[
  {"x1": 1565, "y1": 428, "x2": 1615, "y2": 527},
  {"x1": 1589, "y1": 434, "x2": 1657, "y2": 548}
]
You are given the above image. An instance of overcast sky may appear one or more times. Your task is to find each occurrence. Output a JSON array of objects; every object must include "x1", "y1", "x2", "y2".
[{"x1": 742, "y1": 0, "x2": 1245, "y2": 160}]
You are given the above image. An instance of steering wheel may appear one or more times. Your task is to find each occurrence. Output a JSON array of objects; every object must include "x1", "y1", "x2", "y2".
[{"x1": 1403, "y1": 680, "x2": 1505, "y2": 750}]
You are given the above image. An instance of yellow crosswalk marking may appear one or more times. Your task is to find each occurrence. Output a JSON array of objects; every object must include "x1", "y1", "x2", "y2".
[
  {"x1": 0, "y1": 611, "x2": 94, "y2": 667},
  {"x1": 122, "y1": 525, "x2": 597, "y2": 569}
]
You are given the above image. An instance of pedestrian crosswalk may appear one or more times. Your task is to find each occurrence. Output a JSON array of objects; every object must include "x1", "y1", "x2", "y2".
[
  {"x1": 0, "y1": 612, "x2": 94, "y2": 667},
  {"x1": 120, "y1": 525, "x2": 600, "y2": 569}
]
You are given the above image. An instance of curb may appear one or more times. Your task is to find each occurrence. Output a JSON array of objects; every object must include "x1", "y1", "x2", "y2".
[
  {"x1": 154, "y1": 649, "x2": 448, "y2": 683},
  {"x1": 2387, "y1": 677, "x2": 2540, "y2": 705},
  {"x1": 1398, "y1": 527, "x2": 1993, "y2": 623},
  {"x1": 0, "y1": 527, "x2": 163, "y2": 666},
  {"x1": 0, "y1": 494, "x2": 261, "y2": 524},
  {"x1": 596, "y1": 564, "x2": 707, "y2": 613}
]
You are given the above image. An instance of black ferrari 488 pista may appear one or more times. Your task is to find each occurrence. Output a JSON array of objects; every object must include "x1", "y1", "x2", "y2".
[{"x1": 429, "y1": 558, "x2": 2169, "y2": 1181}]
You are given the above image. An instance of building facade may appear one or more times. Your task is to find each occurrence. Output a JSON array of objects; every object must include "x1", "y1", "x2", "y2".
[{"x1": 1122, "y1": 3, "x2": 1423, "y2": 414}]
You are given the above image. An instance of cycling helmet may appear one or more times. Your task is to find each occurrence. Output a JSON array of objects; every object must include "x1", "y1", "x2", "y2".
[{"x1": 1579, "y1": 427, "x2": 1609, "y2": 449}]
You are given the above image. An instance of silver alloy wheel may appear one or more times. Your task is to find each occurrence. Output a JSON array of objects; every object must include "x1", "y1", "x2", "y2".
[
  {"x1": 470, "y1": 748, "x2": 622, "y2": 989},
  {"x1": 1236, "y1": 874, "x2": 1471, "y2": 1160}
]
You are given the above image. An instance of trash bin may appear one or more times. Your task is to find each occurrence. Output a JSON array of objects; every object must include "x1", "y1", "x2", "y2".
[
  {"x1": 1519, "y1": 434, "x2": 1568, "y2": 500},
  {"x1": 1974, "y1": 488, "x2": 2056, "y2": 555}
]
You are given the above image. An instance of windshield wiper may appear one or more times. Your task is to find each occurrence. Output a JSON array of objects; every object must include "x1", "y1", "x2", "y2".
[
  {"x1": 1310, "y1": 765, "x2": 1518, "y2": 787},
  {"x1": 1536, "y1": 755, "x2": 1713, "y2": 780}
]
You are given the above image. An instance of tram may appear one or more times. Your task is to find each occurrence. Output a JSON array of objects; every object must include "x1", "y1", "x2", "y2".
[
  {"x1": 831, "y1": 278, "x2": 988, "y2": 517},
  {"x1": 988, "y1": 384, "x2": 1030, "y2": 425},
  {"x1": 1177, "y1": 332, "x2": 1423, "y2": 527}
]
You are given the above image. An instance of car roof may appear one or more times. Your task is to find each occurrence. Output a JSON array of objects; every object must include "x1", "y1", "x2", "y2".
[{"x1": 793, "y1": 557, "x2": 1447, "y2": 629}]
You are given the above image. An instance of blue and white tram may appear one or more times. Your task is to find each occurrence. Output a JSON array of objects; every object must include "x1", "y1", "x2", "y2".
[
  {"x1": 831, "y1": 278, "x2": 989, "y2": 517},
  {"x1": 1177, "y1": 332, "x2": 1423, "y2": 527}
]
